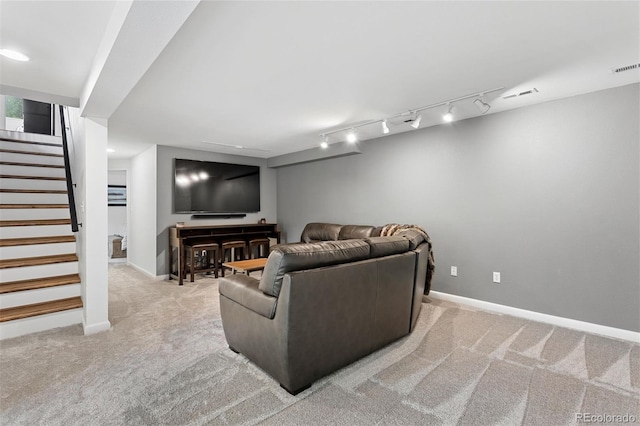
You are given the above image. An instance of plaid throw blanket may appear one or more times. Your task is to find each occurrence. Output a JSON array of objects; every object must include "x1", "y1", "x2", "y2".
[{"x1": 381, "y1": 224, "x2": 435, "y2": 294}]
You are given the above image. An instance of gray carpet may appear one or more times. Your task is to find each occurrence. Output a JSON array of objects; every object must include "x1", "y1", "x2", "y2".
[{"x1": 1, "y1": 264, "x2": 638, "y2": 425}]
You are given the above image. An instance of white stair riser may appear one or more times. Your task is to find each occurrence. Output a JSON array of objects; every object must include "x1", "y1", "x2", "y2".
[
  {"x1": 0, "y1": 152, "x2": 64, "y2": 166},
  {"x1": 0, "y1": 242, "x2": 76, "y2": 259},
  {"x1": 0, "y1": 283, "x2": 81, "y2": 309},
  {"x1": 0, "y1": 178, "x2": 67, "y2": 191},
  {"x1": 0, "y1": 192, "x2": 69, "y2": 204},
  {"x1": 0, "y1": 141, "x2": 63, "y2": 156},
  {"x1": 0, "y1": 209, "x2": 70, "y2": 220},
  {"x1": 0, "y1": 225, "x2": 74, "y2": 239},
  {"x1": 0, "y1": 261, "x2": 78, "y2": 282},
  {"x1": 0, "y1": 164, "x2": 65, "y2": 178},
  {"x1": 0, "y1": 308, "x2": 82, "y2": 340}
]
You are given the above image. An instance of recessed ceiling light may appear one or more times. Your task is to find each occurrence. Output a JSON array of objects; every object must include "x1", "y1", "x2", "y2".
[
  {"x1": 106, "y1": 148, "x2": 115, "y2": 153},
  {"x1": 346, "y1": 130, "x2": 358, "y2": 143},
  {"x1": 0, "y1": 49, "x2": 29, "y2": 62}
]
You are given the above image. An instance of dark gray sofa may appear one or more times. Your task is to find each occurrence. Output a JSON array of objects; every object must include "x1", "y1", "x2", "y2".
[{"x1": 219, "y1": 222, "x2": 433, "y2": 394}]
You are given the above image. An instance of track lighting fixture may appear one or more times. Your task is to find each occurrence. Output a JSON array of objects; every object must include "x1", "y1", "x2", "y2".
[
  {"x1": 346, "y1": 129, "x2": 358, "y2": 143},
  {"x1": 317, "y1": 87, "x2": 503, "y2": 148},
  {"x1": 442, "y1": 105, "x2": 454, "y2": 123},
  {"x1": 410, "y1": 114, "x2": 422, "y2": 129},
  {"x1": 382, "y1": 120, "x2": 390, "y2": 134},
  {"x1": 320, "y1": 135, "x2": 329, "y2": 149},
  {"x1": 473, "y1": 97, "x2": 491, "y2": 114}
]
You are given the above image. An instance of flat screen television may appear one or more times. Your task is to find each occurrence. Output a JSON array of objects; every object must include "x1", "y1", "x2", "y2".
[{"x1": 173, "y1": 158, "x2": 260, "y2": 214}]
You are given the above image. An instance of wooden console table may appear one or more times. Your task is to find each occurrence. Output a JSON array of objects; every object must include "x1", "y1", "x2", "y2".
[{"x1": 169, "y1": 223, "x2": 279, "y2": 285}]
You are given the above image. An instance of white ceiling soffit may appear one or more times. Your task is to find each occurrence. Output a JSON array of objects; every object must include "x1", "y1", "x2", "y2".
[{"x1": 81, "y1": 0, "x2": 200, "y2": 118}]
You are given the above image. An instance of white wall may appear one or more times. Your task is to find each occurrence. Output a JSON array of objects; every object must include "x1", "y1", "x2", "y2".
[
  {"x1": 67, "y1": 108, "x2": 111, "y2": 335},
  {"x1": 108, "y1": 170, "x2": 127, "y2": 237},
  {"x1": 128, "y1": 145, "x2": 157, "y2": 276}
]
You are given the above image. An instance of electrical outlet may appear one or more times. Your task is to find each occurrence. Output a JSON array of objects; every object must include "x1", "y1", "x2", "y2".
[
  {"x1": 493, "y1": 272, "x2": 501, "y2": 283},
  {"x1": 451, "y1": 266, "x2": 458, "y2": 277}
]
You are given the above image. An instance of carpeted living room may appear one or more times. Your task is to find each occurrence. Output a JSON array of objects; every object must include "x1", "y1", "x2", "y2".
[
  {"x1": 1, "y1": 1, "x2": 639, "y2": 425},
  {"x1": 1, "y1": 263, "x2": 638, "y2": 424}
]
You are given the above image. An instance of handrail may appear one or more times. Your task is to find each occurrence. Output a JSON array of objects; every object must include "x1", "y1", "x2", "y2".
[{"x1": 58, "y1": 105, "x2": 80, "y2": 232}]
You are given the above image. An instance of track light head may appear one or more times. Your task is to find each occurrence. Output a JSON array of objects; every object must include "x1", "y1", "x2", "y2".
[
  {"x1": 443, "y1": 105, "x2": 454, "y2": 123},
  {"x1": 346, "y1": 129, "x2": 358, "y2": 143},
  {"x1": 474, "y1": 97, "x2": 491, "y2": 114},
  {"x1": 382, "y1": 120, "x2": 390, "y2": 134},
  {"x1": 320, "y1": 135, "x2": 329, "y2": 149},
  {"x1": 410, "y1": 114, "x2": 422, "y2": 129}
]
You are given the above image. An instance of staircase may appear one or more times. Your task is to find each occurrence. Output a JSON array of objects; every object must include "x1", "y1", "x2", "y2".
[{"x1": 0, "y1": 130, "x2": 82, "y2": 340}]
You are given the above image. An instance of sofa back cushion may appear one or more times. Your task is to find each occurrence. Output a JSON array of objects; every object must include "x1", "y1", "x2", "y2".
[
  {"x1": 395, "y1": 229, "x2": 426, "y2": 250},
  {"x1": 300, "y1": 223, "x2": 342, "y2": 243},
  {"x1": 259, "y1": 240, "x2": 371, "y2": 297},
  {"x1": 338, "y1": 225, "x2": 376, "y2": 240},
  {"x1": 366, "y1": 236, "x2": 410, "y2": 258}
]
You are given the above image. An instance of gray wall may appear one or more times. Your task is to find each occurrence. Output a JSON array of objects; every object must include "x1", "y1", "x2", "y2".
[
  {"x1": 276, "y1": 84, "x2": 639, "y2": 332},
  {"x1": 156, "y1": 145, "x2": 277, "y2": 275}
]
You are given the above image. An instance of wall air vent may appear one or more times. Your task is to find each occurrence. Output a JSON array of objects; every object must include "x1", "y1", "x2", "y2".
[
  {"x1": 502, "y1": 88, "x2": 539, "y2": 100},
  {"x1": 611, "y1": 63, "x2": 639, "y2": 74}
]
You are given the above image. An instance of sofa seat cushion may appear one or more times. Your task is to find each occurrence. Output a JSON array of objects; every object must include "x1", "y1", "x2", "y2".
[
  {"x1": 338, "y1": 225, "x2": 376, "y2": 240},
  {"x1": 259, "y1": 240, "x2": 371, "y2": 297},
  {"x1": 220, "y1": 274, "x2": 278, "y2": 319},
  {"x1": 300, "y1": 223, "x2": 342, "y2": 243},
  {"x1": 366, "y1": 236, "x2": 410, "y2": 258}
]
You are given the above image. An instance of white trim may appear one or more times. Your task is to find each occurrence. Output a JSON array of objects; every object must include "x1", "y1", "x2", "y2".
[
  {"x1": 428, "y1": 291, "x2": 640, "y2": 343},
  {"x1": 82, "y1": 320, "x2": 111, "y2": 335},
  {"x1": 127, "y1": 261, "x2": 157, "y2": 279}
]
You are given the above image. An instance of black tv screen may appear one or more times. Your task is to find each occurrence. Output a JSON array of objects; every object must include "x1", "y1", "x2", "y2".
[{"x1": 174, "y1": 158, "x2": 260, "y2": 213}]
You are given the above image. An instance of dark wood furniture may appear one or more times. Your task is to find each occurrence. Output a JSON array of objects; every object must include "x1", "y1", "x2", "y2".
[
  {"x1": 220, "y1": 241, "x2": 247, "y2": 277},
  {"x1": 222, "y1": 258, "x2": 268, "y2": 276},
  {"x1": 184, "y1": 242, "x2": 219, "y2": 282},
  {"x1": 248, "y1": 238, "x2": 271, "y2": 259},
  {"x1": 169, "y1": 223, "x2": 279, "y2": 285}
]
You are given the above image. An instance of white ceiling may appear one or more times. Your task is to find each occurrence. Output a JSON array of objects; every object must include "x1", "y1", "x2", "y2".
[{"x1": 1, "y1": 1, "x2": 639, "y2": 160}]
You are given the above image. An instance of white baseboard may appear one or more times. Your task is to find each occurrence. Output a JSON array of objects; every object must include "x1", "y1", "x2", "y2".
[
  {"x1": 428, "y1": 291, "x2": 640, "y2": 343},
  {"x1": 83, "y1": 320, "x2": 111, "y2": 335},
  {"x1": 127, "y1": 261, "x2": 157, "y2": 279}
]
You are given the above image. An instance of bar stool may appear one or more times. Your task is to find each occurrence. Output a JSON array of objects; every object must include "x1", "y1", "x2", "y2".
[
  {"x1": 183, "y1": 242, "x2": 219, "y2": 283},
  {"x1": 248, "y1": 238, "x2": 270, "y2": 259},
  {"x1": 220, "y1": 240, "x2": 247, "y2": 277}
]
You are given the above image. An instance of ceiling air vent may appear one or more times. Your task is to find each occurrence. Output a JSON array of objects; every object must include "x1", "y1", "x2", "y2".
[
  {"x1": 611, "y1": 63, "x2": 640, "y2": 74},
  {"x1": 502, "y1": 88, "x2": 539, "y2": 100}
]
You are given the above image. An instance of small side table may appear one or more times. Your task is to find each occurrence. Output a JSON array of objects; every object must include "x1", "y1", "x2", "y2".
[{"x1": 222, "y1": 258, "x2": 268, "y2": 276}]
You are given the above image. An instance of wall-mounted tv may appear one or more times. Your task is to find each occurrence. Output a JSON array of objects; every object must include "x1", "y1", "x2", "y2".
[{"x1": 173, "y1": 158, "x2": 260, "y2": 214}]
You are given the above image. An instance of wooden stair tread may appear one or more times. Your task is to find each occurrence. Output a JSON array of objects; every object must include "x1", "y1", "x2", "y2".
[
  {"x1": 0, "y1": 235, "x2": 75, "y2": 247},
  {"x1": 0, "y1": 219, "x2": 71, "y2": 227},
  {"x1": 0, "y1": 189, "x2": 67, "y2": 194},
  {"x1": 0, "y1": 137, "x2": 62, "y2": 148},
  {"x1": 0, "y1": 148, "x2": 63, "y2": 158},
  {"x1": 0, "y1": 204, "x2": 69, "y2": 209},
  {"x1": 0, "y1": 174, "x2": 66, "y2": 181},
  {"x1": 0, "y1": 161, "x2": 65, "y2": 169},
  {"x1": 0, "y1": 296, "x2": 82, "y2": 322},
  {"x1": 0, "y1": 274, "x2": 80, "y2": 294},
  {"x1": 0, "y1": 253, "x2": 78, "y2": 269}
]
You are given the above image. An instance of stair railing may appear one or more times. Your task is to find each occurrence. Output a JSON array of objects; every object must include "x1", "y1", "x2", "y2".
[{"x1": 58, "y1": 105, "x2": 80, "y2": 232}]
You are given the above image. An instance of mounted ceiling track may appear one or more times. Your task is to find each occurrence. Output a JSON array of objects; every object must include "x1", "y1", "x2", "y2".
[{"x1": 319, "y1": 87, "x2": 504, "y2": 148}]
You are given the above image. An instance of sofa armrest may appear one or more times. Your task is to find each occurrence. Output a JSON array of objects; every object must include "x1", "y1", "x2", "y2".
[{"x1": 219, "y1": 275, "x2": 278, "y2": 319}]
